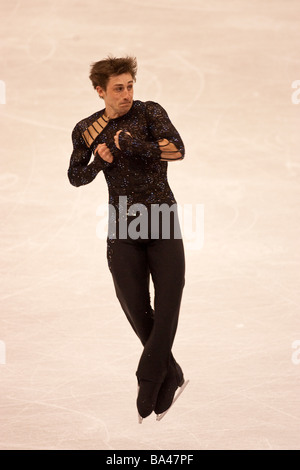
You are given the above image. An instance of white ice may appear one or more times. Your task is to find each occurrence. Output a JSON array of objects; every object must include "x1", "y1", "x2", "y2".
[{"x1": 0, "y1": 0, "x2": 300, "y2": 450}]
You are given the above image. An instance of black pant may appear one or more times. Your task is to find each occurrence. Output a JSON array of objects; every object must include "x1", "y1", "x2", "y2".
[{"x1": 106, "y1": 209, "x2": 185, "y2": 383}]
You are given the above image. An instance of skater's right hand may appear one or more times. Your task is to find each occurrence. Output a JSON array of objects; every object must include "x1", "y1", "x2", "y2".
[{"x1": 94, "y1": 143, "x2": 114, "y2": 163}]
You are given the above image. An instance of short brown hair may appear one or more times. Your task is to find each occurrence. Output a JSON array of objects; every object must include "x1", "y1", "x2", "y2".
[{"x1": 89, "y1": 55, "x2": 137, "y2": 90}]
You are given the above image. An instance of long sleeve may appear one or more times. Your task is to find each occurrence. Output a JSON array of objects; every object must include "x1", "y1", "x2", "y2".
[
  {"x1": 67, "y1": 124, "x2": 110, "y2": 187},
  {"x1": 118, "y1": 101, "x2": 185, "y2": 162},
  {"x1": 118, "y1": 131, "x2": 161, "y2": 162},
  {"x1": 146, "y1": 101, "x2": 185, "y2": 161}
]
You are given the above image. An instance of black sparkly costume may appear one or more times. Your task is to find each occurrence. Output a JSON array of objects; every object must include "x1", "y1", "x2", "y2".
[{"x1": 68, "y1": 100, "x2": 186, "y2": 417}]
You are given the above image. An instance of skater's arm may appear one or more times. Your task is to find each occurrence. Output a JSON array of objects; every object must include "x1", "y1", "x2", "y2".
[
  {"x1": 67, "y1": 124, "x2": 111, "y2": 187},
  {"x1": 116, "y1": 102, "x2": 185, "y2": 163},
  {"x1": 117, "y1": 129, "x2": 162, "y2": 163},
  {"x1": 146, "y1": 101, "x2": 185, "y2": 162}
]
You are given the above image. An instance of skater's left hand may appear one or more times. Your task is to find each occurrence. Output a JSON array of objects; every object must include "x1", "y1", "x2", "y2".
[{"x1": 114, "y1": 130, "x2": 131, "y2": 150}]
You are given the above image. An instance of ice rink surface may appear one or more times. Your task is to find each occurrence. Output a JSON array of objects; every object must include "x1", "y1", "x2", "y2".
[{"x1": 0, "y1": 0, "x2": 300, "y2": 450}]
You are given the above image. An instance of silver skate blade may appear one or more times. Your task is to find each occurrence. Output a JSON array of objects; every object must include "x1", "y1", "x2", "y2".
[{"x1": 156, "y1": 379, "x2": 189, "y2": 422}]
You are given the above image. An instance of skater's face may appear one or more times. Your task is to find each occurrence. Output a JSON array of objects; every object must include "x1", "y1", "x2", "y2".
[{"x1": 96, "y1": 73, "x2": 134, "y2": 119}]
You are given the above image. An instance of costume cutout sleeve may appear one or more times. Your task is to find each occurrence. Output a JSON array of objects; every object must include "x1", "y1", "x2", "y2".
[
  {"x1": 68, "y1": 123, "x2": 110, "y2": 187},
  {"x1": 118, "y1": 101, "x2": 185, "y2": 162}
]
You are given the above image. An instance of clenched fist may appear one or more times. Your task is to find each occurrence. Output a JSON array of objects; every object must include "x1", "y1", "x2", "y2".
[
  {"x1": 114, "y1": 130, "x2": 132, "y2": 150},
  {"x1": 94, "y1": 143, "x2": 114, "y2": 163}
]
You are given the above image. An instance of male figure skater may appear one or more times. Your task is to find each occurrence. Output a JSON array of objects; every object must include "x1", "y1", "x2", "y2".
[{"x1": 68, "y1": 56, "x2": 188, "y2": 422}]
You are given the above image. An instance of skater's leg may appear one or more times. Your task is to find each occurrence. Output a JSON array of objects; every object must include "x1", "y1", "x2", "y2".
[
  {"x1": 107, "y1": 237, "x2": 154, "y2": 345},
  {"x1": 107, "y1": 236, "x2": 162, "y2": 419},
  {"x1": 136, "y1": 237, "x2": 185, "y2": 383}
]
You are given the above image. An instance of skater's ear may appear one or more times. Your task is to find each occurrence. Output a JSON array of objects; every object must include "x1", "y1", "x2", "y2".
[{"x1": 96, "y1": 85, "x2": 105, "y2": 99}]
